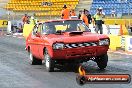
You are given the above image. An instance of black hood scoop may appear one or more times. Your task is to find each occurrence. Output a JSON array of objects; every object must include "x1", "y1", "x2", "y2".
[{"x1": 69, "y1": 31, "x2": 83, "y2": 36}]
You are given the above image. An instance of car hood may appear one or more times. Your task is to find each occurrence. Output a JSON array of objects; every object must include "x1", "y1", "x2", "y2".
[{"x1": 42, "y1": 32, "x2": 109, "y2": 44}]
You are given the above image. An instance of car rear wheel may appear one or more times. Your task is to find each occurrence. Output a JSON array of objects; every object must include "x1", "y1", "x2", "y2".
[
  {"x1": 96, "y1": 53, "x2": 108, "y2": 70},
  {"x1": 29, "y1": 51, "x2": 42, "y2": 65},
  {"x1": 44, "y1": 49, "x2": 54, "y2": 72}
]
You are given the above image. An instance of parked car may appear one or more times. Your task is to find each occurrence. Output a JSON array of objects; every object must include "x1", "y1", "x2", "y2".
[{"x1": 25, "y1": 19, "x2": 110, "y2": 72}]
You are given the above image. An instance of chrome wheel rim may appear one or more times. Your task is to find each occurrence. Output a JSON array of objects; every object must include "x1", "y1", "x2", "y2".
[
  {"x1": 29, "y1": 52, "x2": 33, "y2": 61},
  {"x1": 45, "y1": 54, "x2": 50, "y2": 68}
]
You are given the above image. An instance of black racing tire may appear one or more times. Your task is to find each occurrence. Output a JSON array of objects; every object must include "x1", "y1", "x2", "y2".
[
  {"x1": 44, "y1": 49, "x2": 54, "y2": 72},
  {"x1": 29, "y1": 51, "x2": 42, "y2": 65},
  {"x1": 96, "y1": 53, "x2": 108, "y2": 70}
]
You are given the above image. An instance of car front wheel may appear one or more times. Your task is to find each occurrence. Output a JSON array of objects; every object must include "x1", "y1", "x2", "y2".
[
  {"x1": 96, "y1": 53, "x2": 108, "y2": 70},
  {"x1": 44, "y1": 49, "x2": 54, "y2": 72},
  {"x1": 29, "y1": 51, "x2": 42, "y2": 65}
]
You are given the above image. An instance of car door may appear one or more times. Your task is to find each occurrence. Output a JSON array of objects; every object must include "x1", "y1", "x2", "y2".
[
  {"x1": 38, "y1": 23, "x2": 54, "y2": 59},
  {"x1": 38, "y1": 23, "x2": 49, "y2": 59},
  {"x1": 30, "y1": 23, "x2": 43, "y2": 59}
]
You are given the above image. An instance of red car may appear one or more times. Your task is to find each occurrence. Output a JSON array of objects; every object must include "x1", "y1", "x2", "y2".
[{"x1": 25, "y1": 19, "x2": 109, "y2": 72}]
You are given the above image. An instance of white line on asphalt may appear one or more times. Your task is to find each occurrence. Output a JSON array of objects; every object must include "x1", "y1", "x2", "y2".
[
  {"x1": 108, "y1": 51, "x2": 132, "y2": 55},
  {"x1": 18, "y1": 37, "x2": 24, "y2": 39},
  {"x1": 13, "y1": 36, "x2": 16, "y2": 37}
]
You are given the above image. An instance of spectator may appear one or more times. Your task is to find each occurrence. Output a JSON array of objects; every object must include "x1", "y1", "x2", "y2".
[
  {"x1": 27, "y1": 16, "x2": 31, "y2": 24},
  {"x1": 22, "y1": 14, "x2": 28, "y2": 24},
  {"x1": 99, "y1": 7, "x2": 105, "y2": 24},
  {"x1": 99, "y1": 7, "x2": 105, "y2": 17},
  {"x1": 81, "y1": 9, "x2": 89, "y2": 27},
  {"x1": 94, "y1": 8, "x2": 105, "y2": 34},
  {"x1": 128, "y1": 23, "x2": 132, "y2": 35},
  {"x1": 30, "y1": 14, "x2": 38, "y2": 25},
  {"x1": 129, "y1": 23, "x2": 132, "y2": 32},
  {"x1": 61, "y1": 4, "x2": 70, "y2": 19},
  {"x1": 70, "y1": 9, "x2": 76, "y2": 16},
  {"x1": 85, "y1": 10, "x2": 92, "y2": 24},
  {"x1": 111, "y1": 8, "x2": 116, "y2": 18},
  {"x1": 78, "y1": 10, "x2": 82, "y2": 19}
]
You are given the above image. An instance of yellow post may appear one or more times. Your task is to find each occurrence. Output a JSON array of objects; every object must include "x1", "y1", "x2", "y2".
[{"x1": 23, "y1": 24, "x2": 34, "y2": 39}]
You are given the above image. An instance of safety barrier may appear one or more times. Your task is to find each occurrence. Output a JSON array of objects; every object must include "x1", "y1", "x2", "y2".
[
  {"x1": 120, "y1": 35, "x2": 132, "y2": 52},
  {"x1": 0, "y1": 20, "x2": 8, "y2": 35},
  {"x1": 0, "y1": 20, "x2": 8, "y2": 28},
  {"x1": 108, "y1": 35, "x2": 132, "y2": 53},
  {"x1": 108, "y1": 35, "x2": 121, "y2": 51},
  {"x1": 108, "y1": 35, "x2": 122, "y2": 51},
  {"x1": 104, "y1": 19, "x2": 132, "y2": 26}
]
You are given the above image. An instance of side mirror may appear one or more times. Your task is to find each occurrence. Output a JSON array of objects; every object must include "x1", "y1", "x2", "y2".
[{"x1": 36, "y1": 32, "x2": 41, "y2": 37}]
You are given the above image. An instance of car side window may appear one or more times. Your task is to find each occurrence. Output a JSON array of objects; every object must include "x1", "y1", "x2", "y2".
[
  {"x1": 42, "y1": 23, "x2": 56, "y2": 34},
  {"x1": 42, "y1": 23, "x2": 50, "y2": 34},
  {"x1": 37, "y1": 23, "x2": 42, "y2": 34},
  {"x1": 33, "y1": 25, "x2": 38, "y2": 35},
  {"x1": 77, "y1": 22, "x2": 90, "y2": 32}
]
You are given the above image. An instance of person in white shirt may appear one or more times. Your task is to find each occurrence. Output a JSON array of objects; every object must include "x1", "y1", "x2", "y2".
[
  {"x1": 98, "y1": 7, "x2": 105, "y2": 24},
  {"x1": 99, "y1": 7, "x2": 105, "y2": 17}
]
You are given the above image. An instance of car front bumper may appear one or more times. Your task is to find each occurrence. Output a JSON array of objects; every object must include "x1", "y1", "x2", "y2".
[{"x1": 52, "y1": 46, "x2": 109, "y2": 60}]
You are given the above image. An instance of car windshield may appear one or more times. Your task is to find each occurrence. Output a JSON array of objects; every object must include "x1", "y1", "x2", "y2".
[{"x1": 42, "y1": 20, "x2": 90, "y2": 34}]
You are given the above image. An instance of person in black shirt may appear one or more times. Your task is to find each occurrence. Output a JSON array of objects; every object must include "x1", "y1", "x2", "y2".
[
  {"x1": 130, "y1": 23, "x2": 132, "y2": 33},
  {"x1": 78, "y1": 10, "x2": 82, "y2": 19},
  {"x1": 85, "y1": 10, "x2": 92, "y2": 24}
]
